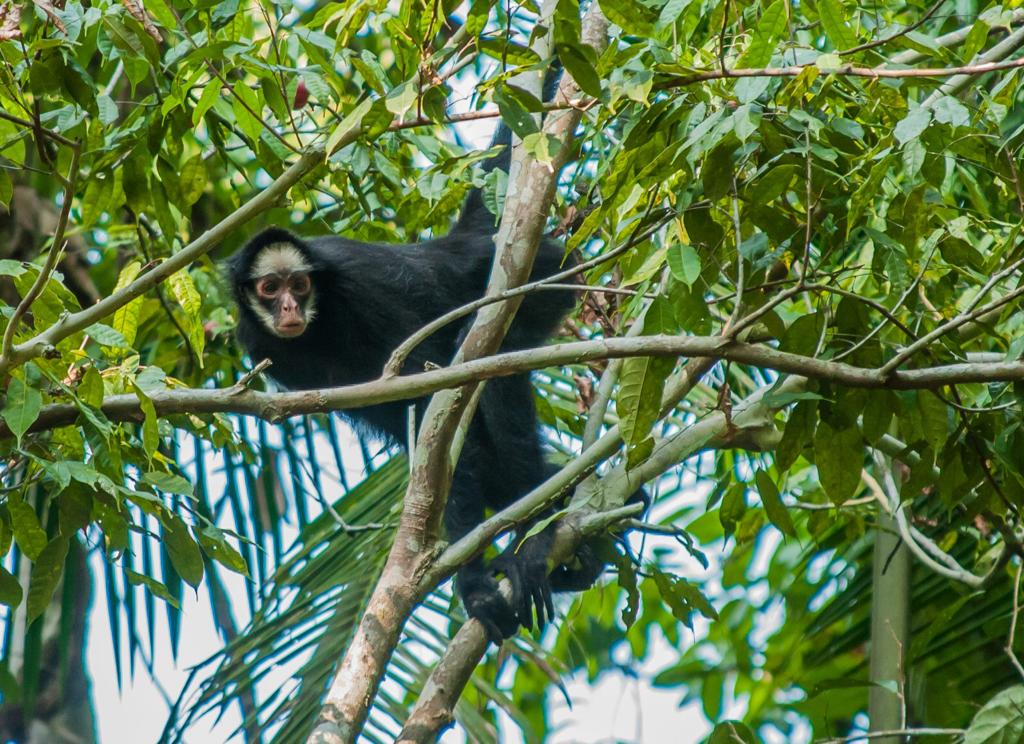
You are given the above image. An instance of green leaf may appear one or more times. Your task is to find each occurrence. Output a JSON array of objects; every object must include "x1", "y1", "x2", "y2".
[
  {"x1": 520, "y1": 132, "x2": 563, "y2": 166},
  {"x1": 192, "y1": 79, "x2": 222, "y2": 127},
  {"x1": 813, "y1": 421, "x2": 862, "y2": 502},
  {"x1": 327, "y1": 96, "x2": 373, "y2": 156},
  {"x1": 58, "y1": 490, "x2": 92, "y2": 536},
  {"x1": 77, "y1": 366, "x2": 104, "y2": 408},
  {"x1": 0, "y1": 566, "x2": 22, "y2": 608},
  {"x1": 2, "y1": 374, "x2": 42, "y2": 444},
  {"x1": 168, "y1": 268, "x2": 205, "y2": 363},
  {"x1": 817, "y1": 0, "x2": 858, "y2": 50},
  {"x1": 555, "y1": 40, "x2": 602, "y2": 99},
  {"x1": 85, "y1": 322, "x2": 129, "y2": 348},
  {"x1": 735, "y1": 0, "x2": 786, "y2": 68},
  {"x1": 27, "y1": 537, "x2": 70, "y2": 624},
  {"x1": 894, "y1": 108, "x2": 932, "y2": 145},
  {"x1": 80, "y1": 174, "x2": 115, "y2": 228},
  {"x1": 0, "y1": 170, "x2": 11, "y2": 209},
  {"x1": 964, "y1": 685, "x2": 1024, "y2": 744},
  {"x1": 197, "y1": 526, "x2": 250, "y2": 577},
  {"x1": 97, "y1": 94, "x2": 118, "y2": 125},
  {"x1": 477, "y1": 39, "x2": 542, "y2": 66},
  {"x1": 916, "y1": 390, "x2": 949, "y2": 455},
  {"x1": 613, "y1": 550, "x2": 640, "y2": 627},
  {"x1": 231, "y1": 81, "x2": 263, "y2": 143},
  {"x1": 493, "y1": 85, "x2": 539, "y2": 138},
  {"x1": 933, "y1": 95, "x2": 971, "y2": 127},
  {"x1": 384, "y1": 80, "x2": 417, "y2": 117},
  {"x1": 145, "y1": 0, "x2": 176, "y2": 29},
  {"x1": 8, "y1": 498, "x2": 47, "y2": 561},
  {"x1": 657, "y1": 0, "x2": 695, "y2": 29},
  {"x1": 708, "y1": 721, "x2": 757, "y2": 744},
  {"x1": 125, "y1": 569, "x2": 181, "y2": 609},
  {"x1": 667, "y1": 243, "x2": 701, "y2": 286},
  {"x1": 164, "y1": 515, "x2": 204, "y2": 589},
  {"x1": 617, "y1": 299, "x2": 675, "y2": 455},
  {"x1": 133, "y1": 384, "x2": 159, "y2": 459},
  {"x1": 755, "y1": 470, "x2": 796, "y2": 537},
  {"x1": 111, "y1": 261, "x2": 143, "y2": 346},
  {"x1": 599, "y1": 0, "x2": 658, "y2": 35},
  {"x1": 143, "y1": 471, "x2": 194, "y2": 497},
  {"x1": 179, "y1": 154, "x2": 207, "y2": 207},
  {"x1": 0, "y1": 260, "x2": 27, "y2": 277},
  {"x1": 650, "y1": 570, "x2": 717, "y2": 629},
  {"x1": 719, "y1": 483, "x2": 747, "y2": 539},
  {"x1": 861, "y1": 390, "x2": 895, "y2": 443}
]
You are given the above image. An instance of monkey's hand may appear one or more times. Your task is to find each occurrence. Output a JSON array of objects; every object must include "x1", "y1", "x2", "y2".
[
  {"x1": 490, "y1": 542, "x2": 555, "y2": 634},
  {"x1": 457, "y1": 565, "x2": 521, "y2": 643}
]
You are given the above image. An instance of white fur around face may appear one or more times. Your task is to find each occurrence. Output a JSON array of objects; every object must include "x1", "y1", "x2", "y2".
[
  {"x1": 249, "y1": 243, "x2": 313, "y2": 279},
  {"x1": 245, "y1": 291, "x2": 278, "y2": 333},
  {"x1": 244, "y1": 242, "x2": 319, "y2": 338}
]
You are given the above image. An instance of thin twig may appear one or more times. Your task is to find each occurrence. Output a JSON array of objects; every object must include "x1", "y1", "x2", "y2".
[
  {"x1": 838, "y1": 0, "x2": 944, "y2": 56},
  {"x1": 0, "y1": 108, "x2": 76, "y2": 147},
  {"x1": 1007, "y1": 562, "x2": 1024, "y2": 681},
  {"x1": 814, "y1": 728, "x2": 965, "y2": 743},
  {"x1": 881, "y1": 258, "x2": 1024, "y2": 374},
  {"x1": 0, "y1": 144, "x2": 80, "y2": 366},
  {"x1": 231, "y1": 358, "x2": 273, "y2": 392},
  {"x1": 382, "y1": 212, "x2": 675, "y2": 376},
  {"x1": 660, "y1": 56, "x2": 1024, "y2": 89}
]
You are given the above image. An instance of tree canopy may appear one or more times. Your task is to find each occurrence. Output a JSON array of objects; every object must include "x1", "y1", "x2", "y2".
[{"x1": 1, "y1": 0, "x2": 1024, "y2": 742}]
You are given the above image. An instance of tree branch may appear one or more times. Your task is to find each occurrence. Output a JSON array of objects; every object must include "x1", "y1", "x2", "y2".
[
  {"x1": 660, "y1": 56, "x2": 1024, "y2": 89},
  {"x1": 9, "y1": 335, "x2": 1024, "y2": 438},
  {"x1": 0, "y1": 143, "x2": 80, "y2": 367},
  {"x1": 308, "y1": 8, "x2": 610, "y2": 739}
]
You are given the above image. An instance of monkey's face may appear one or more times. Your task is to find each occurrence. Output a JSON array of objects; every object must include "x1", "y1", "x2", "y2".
[{"x1": 245, "y1": 243, "x2": 318, "y2": 338}]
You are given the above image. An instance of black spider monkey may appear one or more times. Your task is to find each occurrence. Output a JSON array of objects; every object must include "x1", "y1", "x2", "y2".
[{"x1": 228, "y1": 73, "x2": 625, "y2": 641}]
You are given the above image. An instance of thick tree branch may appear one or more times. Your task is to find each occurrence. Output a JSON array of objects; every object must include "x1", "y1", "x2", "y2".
[
  {"x1": 10, "y1": 335, "x2": 1024, "y2": 438},
  {"x1": 309, "y1": 8, "x2": 609, "y2": 740},
  {"x1": 397, "y1": 507, "x2": 639, "y2": 742}
]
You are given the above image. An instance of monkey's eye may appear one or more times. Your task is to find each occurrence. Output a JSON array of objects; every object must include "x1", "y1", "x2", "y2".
[
  {"x1": 290, "y1": 274, "x2": 311, "y2": 295},
  {"x1": 256, "y1": 278, "x2": 281, "y2": 297}
]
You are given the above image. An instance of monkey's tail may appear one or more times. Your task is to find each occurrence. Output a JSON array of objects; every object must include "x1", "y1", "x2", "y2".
[{"x1": 453, "y1": 63, "x2": 563, "y2": 235}]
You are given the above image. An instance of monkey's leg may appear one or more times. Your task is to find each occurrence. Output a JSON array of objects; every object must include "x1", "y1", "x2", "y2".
[{"x1": 447, "y1": 435, "x2": 521, "y2": 643}]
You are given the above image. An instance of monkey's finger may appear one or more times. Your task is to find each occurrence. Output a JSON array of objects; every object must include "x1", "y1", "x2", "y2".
[
  {"x1": 519, "y1": 592, "x2": 534, "y2": 631},
  {"x1": 542, "y1": 582, "x2": 554, "y2": 625},
  {"x1": 517, "y1": 577, "x2": 537, "y2": 631},
  {"x1": 531, "y1": 585, "x2": 548, "y2": 630}
]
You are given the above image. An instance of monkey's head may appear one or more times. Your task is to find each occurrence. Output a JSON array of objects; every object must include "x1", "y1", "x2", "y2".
[{"x1": 229, "y1": 228, "x2": 319, "y2": 339}]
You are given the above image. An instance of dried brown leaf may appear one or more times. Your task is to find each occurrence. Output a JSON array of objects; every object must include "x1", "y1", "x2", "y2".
[
  {"x1": 0, "y1": 2, "x2": 20, "y2": 41},
  {"x1": 32, "y1": 0, "x2": 66, "y2": 34},
  {"x1": 120, "y1": 0, "x2": 161, "y2": 42}
]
